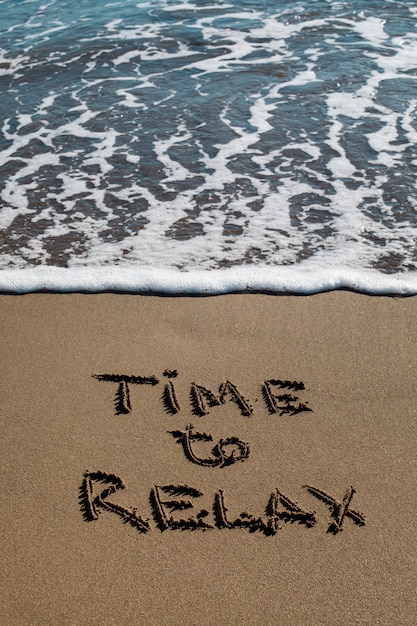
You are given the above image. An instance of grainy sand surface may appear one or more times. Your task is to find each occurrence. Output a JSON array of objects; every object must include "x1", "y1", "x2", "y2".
[{"x1": 1, "y1": 292, "x2": 416, "y2": 625}]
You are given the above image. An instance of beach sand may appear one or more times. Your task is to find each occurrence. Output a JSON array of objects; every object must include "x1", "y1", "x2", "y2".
[{"x1": 1, "y1": 291, "x2": 416, "y2": 625}]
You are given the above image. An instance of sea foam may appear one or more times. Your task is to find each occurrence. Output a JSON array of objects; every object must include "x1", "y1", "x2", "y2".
[
  {"x1": 1, "y1": 265, "x2": 417, "y2": 295},
  {"x1": 1, "y1": 0, "x2": 417, "y2": 294}
]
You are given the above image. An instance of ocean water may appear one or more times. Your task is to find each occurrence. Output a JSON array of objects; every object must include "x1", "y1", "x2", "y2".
[{"x1": 1, "y1": 0, "x2": 417, "y2": 293}]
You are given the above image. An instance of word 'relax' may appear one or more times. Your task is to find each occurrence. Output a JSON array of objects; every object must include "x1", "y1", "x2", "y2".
[{"x1": 79, "y1": 471, "x2": 366, "y2": 536}]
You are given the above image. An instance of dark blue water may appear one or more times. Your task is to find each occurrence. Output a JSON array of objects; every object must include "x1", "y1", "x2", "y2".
[{"x1": 1, "y1": 0, "x2": 417, "y2": 290}]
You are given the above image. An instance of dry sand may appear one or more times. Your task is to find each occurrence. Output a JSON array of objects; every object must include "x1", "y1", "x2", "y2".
[{"x1": 1, "y1": 292, "x2": 416, "y2": 625}]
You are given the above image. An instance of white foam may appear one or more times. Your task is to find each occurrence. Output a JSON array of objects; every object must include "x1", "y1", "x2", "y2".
[
  {"x1": 2, "y1": 0, "x2": 417, "y2": 294},
  {"x1": 153, "y1": 123, "x2": 194, "y2": 183},
  {"x1": 1, "y1": 264, "x2": 417, "y2": 295},
  {"x1": 354, "y1": 16, "x2": 388, "y2": 48}
]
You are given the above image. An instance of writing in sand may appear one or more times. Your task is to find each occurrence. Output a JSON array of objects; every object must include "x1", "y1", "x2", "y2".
[
  {"x1": 79, "y1": 372, "x2": 366, "y2": 538},
  {"x1": 93, "y1": 371, "x2": 313, "y2": 417},
  {"x1": 79, "y1": 471, "x2": 366, "y2": 536}
]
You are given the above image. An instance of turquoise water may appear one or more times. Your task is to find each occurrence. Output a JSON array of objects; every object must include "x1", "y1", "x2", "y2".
[{"x1": 1, "y1": 0, "x2": 417, "y2": 292}]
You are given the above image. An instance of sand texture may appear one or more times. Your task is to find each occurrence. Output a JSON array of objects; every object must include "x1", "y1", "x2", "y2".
[{"x1": 1, "y1": 292, "x2": 416, "y2": 625}]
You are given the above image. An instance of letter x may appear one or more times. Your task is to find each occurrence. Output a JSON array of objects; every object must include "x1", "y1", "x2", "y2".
[{"x1": 304, "y1": 485, "x2": 366, "y2": 534}]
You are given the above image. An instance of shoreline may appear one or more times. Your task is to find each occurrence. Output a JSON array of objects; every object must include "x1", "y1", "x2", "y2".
[{"x1": 2, "y1": 265, "x2": 417, "y2": 295}]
